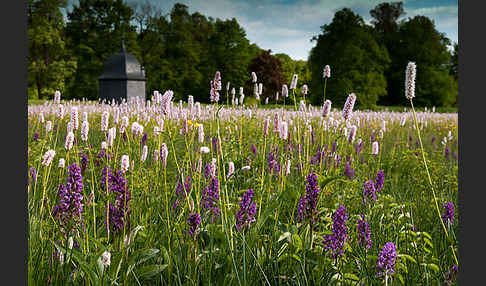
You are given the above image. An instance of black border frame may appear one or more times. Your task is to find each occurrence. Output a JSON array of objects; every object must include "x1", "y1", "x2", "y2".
[
  {"x1": 2, "y1": 0, "x2": 28, "y2": 283},
  {"x1": 9, "y1": 0, "x2": 484, "y2": 284}
]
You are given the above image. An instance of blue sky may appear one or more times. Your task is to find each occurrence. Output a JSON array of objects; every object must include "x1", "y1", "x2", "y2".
[{"x1": 67, "y1": 0, "x2": 458, "y2": 60}]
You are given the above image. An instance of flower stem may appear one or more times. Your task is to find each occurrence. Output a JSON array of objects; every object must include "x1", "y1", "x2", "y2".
[{"x1": 409, "y1": 99, "x2": 458, "y2": 265}]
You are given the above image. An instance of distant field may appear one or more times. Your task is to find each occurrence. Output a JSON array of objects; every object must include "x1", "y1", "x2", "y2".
[{"x1": 28, "y1": 98, "x2": 457, "y2": 114}]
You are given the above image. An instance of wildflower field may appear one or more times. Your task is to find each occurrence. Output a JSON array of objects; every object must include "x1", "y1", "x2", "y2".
[{"x1": 28, "y1": 74, "x2": 458, "y2": 285}]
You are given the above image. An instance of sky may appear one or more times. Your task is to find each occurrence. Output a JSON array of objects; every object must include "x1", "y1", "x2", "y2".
[{"x1": 67, "y1": 0, "x2": 458, "y2": 61}]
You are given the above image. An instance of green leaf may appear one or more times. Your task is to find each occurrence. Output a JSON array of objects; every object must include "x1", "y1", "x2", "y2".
[
  {"x1": 330, "y1": 273, "x2": 341, "y2": 282},
  {"x1": 398, "y1": 254, "x2": 417, "y2": 264},
  {"x1": 291, "y1": 234, "x2": 303, "y2": 251},
  {"x1": 96, "y1": 257, "x2": 105, "y2": 277},
  {"x1": 128, "y1": 248, "x2": 160, "y2": 268},
  {"x1": 318, "y1": 175, "x2": 341, "y2": 189},
  {"x1": 67, "y1": 251, "x2": 99, "y2": 285},
  {"x1": 277, "y1": 253, "x2": 289, "y2": 263},
  {"x1": 109, "y1": 252, "x2": 123, "y2": 280},
  {"x1": 277, "y1": 243, "x2": 288, "y2": 258},
  {"x1": 51, "y1": 241, "x2": 99, "y2": 285},
  {"x1": 278, "y1": 232, "x2": 291, "y2": 243},
  {"x1": 138, "y1": 264, "x2": 168, "y2": 279},
  {"x1": 423, "y1": 237, "x2": 433, "y2": 248},
  {"x1": 426, "y1": 263, "x2": 440, "y2": 273},
  {"x1": 125, "y1": 225, "x2": 144, "y2": 247},
  {"x1": 397, "y1": 273, "x2": 405, "y2": 284},
  {"x1": 421, "y1": 232, "x2": 433, "y2": 241},
  {"x1": 343, "y1": 273, "x2": 359, "y2": 281},
  {"x1": 161, "y1": 246, "x2": 170, "y2": 266},
  {"x1": 396, "y1": 261, "x2": 408, "y2": 274}
]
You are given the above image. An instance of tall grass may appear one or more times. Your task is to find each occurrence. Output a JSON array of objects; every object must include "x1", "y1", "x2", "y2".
[{"x1": 27, "y1": 99, "x2": 458, "y2": 285}]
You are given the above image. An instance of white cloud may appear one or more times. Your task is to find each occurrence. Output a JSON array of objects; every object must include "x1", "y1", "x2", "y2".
[
  {"x1": 139, "y1": 0, "x2": 458, "y2": 59},
  {"x1": 407, "y1": 5, "x2": 457, "y2": 16},
  {"x1": 404, "y1": 5, "x2": 458, "y2": 43}
]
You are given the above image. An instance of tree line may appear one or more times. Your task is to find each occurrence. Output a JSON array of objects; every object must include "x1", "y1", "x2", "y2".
[{"x1": 28, "y1": 0, "x2": 457, "y2": 108}]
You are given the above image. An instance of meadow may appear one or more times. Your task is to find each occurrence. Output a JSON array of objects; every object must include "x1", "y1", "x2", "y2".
[{"x1": 28, "y1": 85, "x2": 458, "y2": 285}]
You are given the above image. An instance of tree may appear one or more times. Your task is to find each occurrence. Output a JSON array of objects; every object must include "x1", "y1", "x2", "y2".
[
  {"x1": 386, "y1": 16, "x2": 456, "y2": 107},
  {"x1": 131, "y1": 2, "x2": 170, "y2": 98},
  {"x1": 308, "y1": 8, "x2": 390, "y2": 109},
  {"x1": 247, "y1": 50, "x2": 285, "y2": 103},
  {"x1": 369, "y1": 2, "x2": 407, "y2": 106},
  {"x1": 160, "y1": 3, "x2": 204, "y2": 101},
  {"x1": 274, "y1": 53, "x2": 311, "y2": 89},
  {"x1": 129, "y1": 0, "x2": 163, "y2": 34},
  {"x1": 370, "y1": 1, "x2": 405, "y2": 44},
  {"x1": 65, "y1": 0, "x2": 140, "y2": 100},
  {"x1": 203, "y1": 18, "x2": 254, "y2": 103},
  {"x1": 450, "y1": 42, "x2": 458, "y2": 81},
  {"x1": 274, "y1": 53, "x2": 295, "y2": 84},
  {"x1": 28, "y1": 0, "x2": 76, "y2": 99},
  {"x1": 60, "y1": 1, "x2": 266, "y2": 102}
]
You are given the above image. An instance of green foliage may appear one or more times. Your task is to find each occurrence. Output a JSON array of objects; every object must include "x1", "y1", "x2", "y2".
[
  {"x1": 27, "y1": 1, "x2": 458, "y2": 107},
  {"x1": 65, "y1": 0, "x2": 140, "y2": 100},
  {"x1": 28, "y1": 0, "x2": 77, "y2": 100},
  {"x1": 450, "y1": 42, "x2": 458, "y2": 81},
  {"x1": 377, "y1": 13, "x2": 456, "y2": 107},
  {"x1": 369, "y1": 1, "x2": 405, "y2": 44},
  {"x1": 206, "y1": 18, "x2": 254, "y2": 103},
  {"x1": 274, "y1": 53, "x2": 311, "y2": 87},
  {"x1": 308, "y1": 8, "x2": 390, "y2": 109},
  {"x1": 133, "y1": 4, "x2": 258, "y2": 103}
]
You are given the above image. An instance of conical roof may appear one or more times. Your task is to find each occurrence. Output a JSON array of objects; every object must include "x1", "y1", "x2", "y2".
[{"x1": 98, "y1": 41, "x2": 145, "y2": 81}]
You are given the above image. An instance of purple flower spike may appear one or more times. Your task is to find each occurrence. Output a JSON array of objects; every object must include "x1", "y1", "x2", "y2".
[
  {"x1": 322, "y1": 205, "x2": 348, "y2": 259},
  {"x1": 52, "y1": 163, "x2": 84, "y2": 234},
  {"x1": 296, "y1": 173, "x2": 320, "y2": 225},
  {"x1": 441, "y1": 201, "x2": 454, "y2": 226},
  {"x1": 376, "y1": 242, "x2": 397, "y2": 278},
  {"x1": 444, "y1": 265, "x2": 458, "y2": 285},
  {"x1": 363, "y1": 180, "x2": 377, "y2": 204},
  {"x1": 357, "y1": 215, "x2": 372, "y2": 250},
  {"x1": 29, "y1": 166, "x2": 37, "y2": 183},
  {"x1": 173, "y1": 175, "x2": 192, "y2": 210},
  {"x1": 235, "y1": 189, "x2": 257, "y2": 232},
  {"x1": 374, "y1": 169, "x2": 385, "y2": 191},
  {"x1": 80, "y1": 153, "x2": 88, "y2": 174},
  {"x1": 101, "y1": 166, "x2": 131, "y2": 234},
  {"x1": 251, "y1": 144, "x2": 257, "y2": 156},
  {"x1": 344, "y1": 162, "x2": 355, "y2": 181},
  {"x1": 187, "y1": 212, "x2": 201, "y2": 237},
  {"x1": 141, "y1": 133, "x2": 148, "y2": 145},
  {"x1": 200, "y1": 177, "x2": 220, "y2": 222}
]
